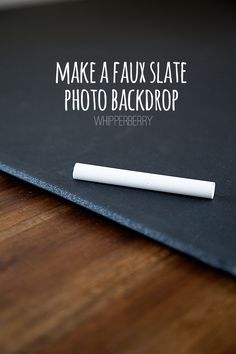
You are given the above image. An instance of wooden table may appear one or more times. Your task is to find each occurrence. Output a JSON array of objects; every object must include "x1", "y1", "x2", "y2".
[{"x1": 0, "y1": 172, "x2": 236, "y2": 354}]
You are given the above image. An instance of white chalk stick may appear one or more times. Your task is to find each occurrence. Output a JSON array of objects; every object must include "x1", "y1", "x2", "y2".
[{"x1": 73, "y1": 163, "x2": 215, "y2": 199}]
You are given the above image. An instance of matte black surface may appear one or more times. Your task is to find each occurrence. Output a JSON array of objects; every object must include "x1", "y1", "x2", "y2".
[{"x1": 0, "y1": 1, "x2": 236, "y2": 275}]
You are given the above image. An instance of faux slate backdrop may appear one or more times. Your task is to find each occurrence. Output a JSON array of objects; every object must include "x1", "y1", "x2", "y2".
[{"x1": 0, "y1": 1, "x2": 236, "y2": 275}]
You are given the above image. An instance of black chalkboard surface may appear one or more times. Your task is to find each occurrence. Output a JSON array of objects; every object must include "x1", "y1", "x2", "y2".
[{"x1": 0, "y1": 1, "x2": 236, "y2": 275}]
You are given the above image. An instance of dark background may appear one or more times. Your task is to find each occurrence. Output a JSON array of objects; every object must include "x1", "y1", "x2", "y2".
[{"x1": 0, "y1": 0, "x2": 236, "y2": 275}]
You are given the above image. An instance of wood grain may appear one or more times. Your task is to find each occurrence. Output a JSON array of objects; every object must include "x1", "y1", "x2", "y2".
[{"x1": 0, "y1": 172, "x2": 236, "y2": 354}]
